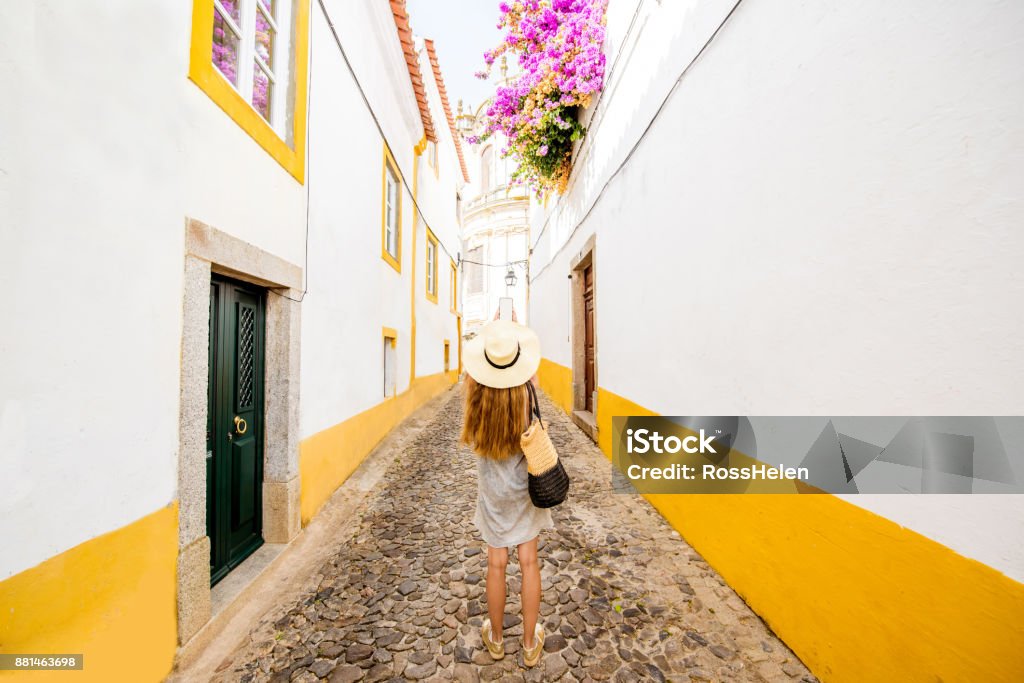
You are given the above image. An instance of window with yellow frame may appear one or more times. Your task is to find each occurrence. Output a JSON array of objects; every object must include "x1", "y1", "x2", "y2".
[
  {"x1": 426, "y1": 140, "x2": 438, "y2": 177},
  {"x1": 449, "y1": 260, "x2": 457, "y2": 313},
  {"x1": 188, "y1": 0, "x2": 309, "y2": 182},
  {"x1": 382, "y1": 327, "x2": 398, "y2": 398},
  {"x1": 381, "y1": 146, "x2": 402, "y2": 273},
  {"x1": 425, "y1": 230, "x2": 439, "y2": 303}
]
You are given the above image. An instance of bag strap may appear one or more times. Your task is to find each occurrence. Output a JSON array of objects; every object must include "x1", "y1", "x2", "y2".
[{"x1": 526, "y1": 381, "x2": 544, "y2": 428}]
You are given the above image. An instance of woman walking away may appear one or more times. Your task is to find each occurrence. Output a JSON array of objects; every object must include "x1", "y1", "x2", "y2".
[{"x1": 460, "y1": 319, "x2": 554, "y2": 668}]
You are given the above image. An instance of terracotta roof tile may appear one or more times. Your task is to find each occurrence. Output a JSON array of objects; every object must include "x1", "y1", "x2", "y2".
[
  {"x1": 390, "y1": 0, "x2": 436, "y2": 143},
  {"x1": 424, "y1": 39, "x2": 471, "y2": 184}
]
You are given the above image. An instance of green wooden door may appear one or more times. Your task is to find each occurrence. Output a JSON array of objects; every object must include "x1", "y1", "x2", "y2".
[{"x1": 208, "y1": 275, "x2": 265, "y2": 586}]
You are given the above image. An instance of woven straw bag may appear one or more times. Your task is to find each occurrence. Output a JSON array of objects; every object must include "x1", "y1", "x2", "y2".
[{"x1": 521, "y1": 382, "x2": 570, "y2": 508}]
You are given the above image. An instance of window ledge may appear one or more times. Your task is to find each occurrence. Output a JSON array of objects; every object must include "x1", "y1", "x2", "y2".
[{"x1": 382, "y1": 251, "x2": 402, "y2": 273}]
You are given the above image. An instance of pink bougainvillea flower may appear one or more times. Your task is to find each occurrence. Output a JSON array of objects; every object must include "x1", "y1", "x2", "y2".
[{"x1": 476, "y1": 0, "x2": 608, "y2": 196}]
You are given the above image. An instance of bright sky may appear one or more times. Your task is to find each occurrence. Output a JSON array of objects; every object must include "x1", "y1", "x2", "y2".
[{"x1": 407, "y1": 0, "x2": 505, "y2": 114}]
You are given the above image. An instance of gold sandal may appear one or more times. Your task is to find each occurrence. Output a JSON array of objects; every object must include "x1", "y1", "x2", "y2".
[
  {"x1": 481, "y1": 618, "x2": 505, "y2": 660},
  {"x1": 523, "y1": 622, "x2": 545, "y2": 668}
]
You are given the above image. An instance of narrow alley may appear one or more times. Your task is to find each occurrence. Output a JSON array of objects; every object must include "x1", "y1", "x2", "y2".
[
  {"x1": 5, "y1": 2, "x2": 1023, "y2": 681},
  {"x1": 189, "y1": 385, "x2": 814, "y2": 683}
]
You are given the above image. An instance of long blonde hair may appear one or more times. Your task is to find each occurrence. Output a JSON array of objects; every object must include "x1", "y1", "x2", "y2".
[{"x1": 460, "y1": 376, "x2": 530, "y2": 459}]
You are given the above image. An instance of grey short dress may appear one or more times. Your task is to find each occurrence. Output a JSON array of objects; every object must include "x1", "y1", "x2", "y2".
[{"x1": 473, "y1": 450, "x2": 555, "y2": 548}]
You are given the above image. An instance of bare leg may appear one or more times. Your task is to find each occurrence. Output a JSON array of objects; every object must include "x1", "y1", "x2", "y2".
[
  {"x1": 518, "y1": 538, "x2": 540, "y2": 648},
  {"x1": 486, "y1": 545, "x2": 508, "y2": 642}
]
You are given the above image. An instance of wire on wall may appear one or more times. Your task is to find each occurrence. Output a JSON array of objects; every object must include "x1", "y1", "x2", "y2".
[
  {"x1": 460, "y1": 259, "x2": 528, "y2": 268},
  {"x1": 529, "y1": 0, "x2": 745, "y2": 277},
  {"x1": 269, "y1": 6, "x2": 315, "y2": 304},
  {"x1": 553, "y1": 0, "x2": 648, "y2": 211},
  {"x1": 316, "y1": 0, "x2": 459, "y2": 265}
]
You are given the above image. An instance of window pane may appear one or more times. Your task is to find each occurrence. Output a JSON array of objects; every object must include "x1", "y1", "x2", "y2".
[
  {"x1": 384, "y1": 339, "x2": 396, "y2": 398},
  {"x1": 251, "y1": 62, "x2": 272, "y2": 121},
  {"x1": 212, "y1": 8, "x2": 240, "y2": 85},
  {"x1": 255, "y1": 6, "x2": 275, "y2": 70},
  {"x1": 218, "y1": 0, "x2": 241, "y2": 24},
  {"x1": 386, "y1": 171, "x2": 399, "y2": 257},
  {"x1": 387, "y1": 173, "x2": 395, "y2": 214},
  {"x1": 258, "y1": 0, "x2": 274, "y2": 16},
  {"x1": 468, "y1": 246, "x2": 483, "y2": 294},
  {"x1": 428, "y1": 244, "x2": 435, "y2": 291}
]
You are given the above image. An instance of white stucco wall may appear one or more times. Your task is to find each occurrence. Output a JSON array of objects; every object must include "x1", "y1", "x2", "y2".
[
  {"x1": 415, "y1": 39, "x2": 463, "y2": 249},
  {"x1": 0, "y1": 0, "x2": 466, "y2": 581},
  {"x1": 299, "y1": 0, "x2": 419, "y2": 439},
  {"x1": 0, "y1": 0, "x2": 306, "y2": 579},
  {"x1": 529, "y1": 0, "x2": 1024, "y2": 581},
  {"x1": 297, "y1": 1, "x2": 464, "y2": 439},
  {"x1": 414, "y1": 39, "x2": 463, "y2": 379}
]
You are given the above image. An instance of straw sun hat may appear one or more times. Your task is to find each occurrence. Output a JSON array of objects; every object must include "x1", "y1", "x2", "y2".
[{"x1": 463, "y1": 320, "x2": 541, "y2": 389}]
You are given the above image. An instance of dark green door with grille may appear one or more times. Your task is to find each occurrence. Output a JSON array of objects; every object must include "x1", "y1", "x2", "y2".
[{"x1": 208, "y1": 275, "x2": 265, "y2": 586}]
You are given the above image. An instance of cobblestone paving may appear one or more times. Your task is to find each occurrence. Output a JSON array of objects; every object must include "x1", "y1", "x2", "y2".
[{"x1": 212, "y1": 385, "x2": 815, "y2": 682}]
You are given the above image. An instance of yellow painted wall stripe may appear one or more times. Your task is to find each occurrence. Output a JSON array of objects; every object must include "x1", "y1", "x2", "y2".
[
  {"x1": 538, "y1": 358, "x2": 1024, "y2": 683},
  {"x1": 299, "y1": 372, "x2": 456, "y2": 524},
  {"x1": 537, "y1": 357, "x2": 573, "y2": 415},
  {"x1": 0, "y1": 503, "x2": 179, "y2": 682},
  {"x1": 457, "y1": 316, "x2": 463, "y2": 373},
  {"x1": 409, "y1": 137, "x2": 425, "y2": 379}
]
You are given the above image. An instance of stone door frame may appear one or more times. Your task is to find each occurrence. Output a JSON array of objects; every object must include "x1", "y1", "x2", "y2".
[
  {"x1": 569, "y1": 234, "x2": 598, "y2": 441},
  {"x1": 176, "y1": 217, "x2": 303, "y2": 644}
]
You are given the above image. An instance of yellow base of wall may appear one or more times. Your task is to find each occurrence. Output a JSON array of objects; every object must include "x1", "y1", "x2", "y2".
[
  {"x1": 539, "y1": 358, "x2": 1024, "y2": 682},
  {"x1": 537, "y1": 357, "x2": 573, "y2": 415},
  {"x1": 0, "y1": 503, "x2": 179, "y2": 682},
  {"x1": 299, "y1": 371, "x2": 457, "y2": 524}
]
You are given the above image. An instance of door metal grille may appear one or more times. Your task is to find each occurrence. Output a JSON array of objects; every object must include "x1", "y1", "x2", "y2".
[{"x1": 237, "y1": 305, "x2": 255, "y2": 410}]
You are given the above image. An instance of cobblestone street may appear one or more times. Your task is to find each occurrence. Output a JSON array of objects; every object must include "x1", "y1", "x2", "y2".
[{"x1": 208, "y1": 384, "x2": 814, "y2": 683}]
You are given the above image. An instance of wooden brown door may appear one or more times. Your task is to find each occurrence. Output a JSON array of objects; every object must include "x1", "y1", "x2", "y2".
[{"x1": 583, "y1": 265, "x2": 595, "y2": 412}]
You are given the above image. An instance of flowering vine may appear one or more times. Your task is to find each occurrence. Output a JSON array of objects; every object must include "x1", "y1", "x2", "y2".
[{"x1": 474, "y1": 0, "x2": 608, "y2": 195}]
